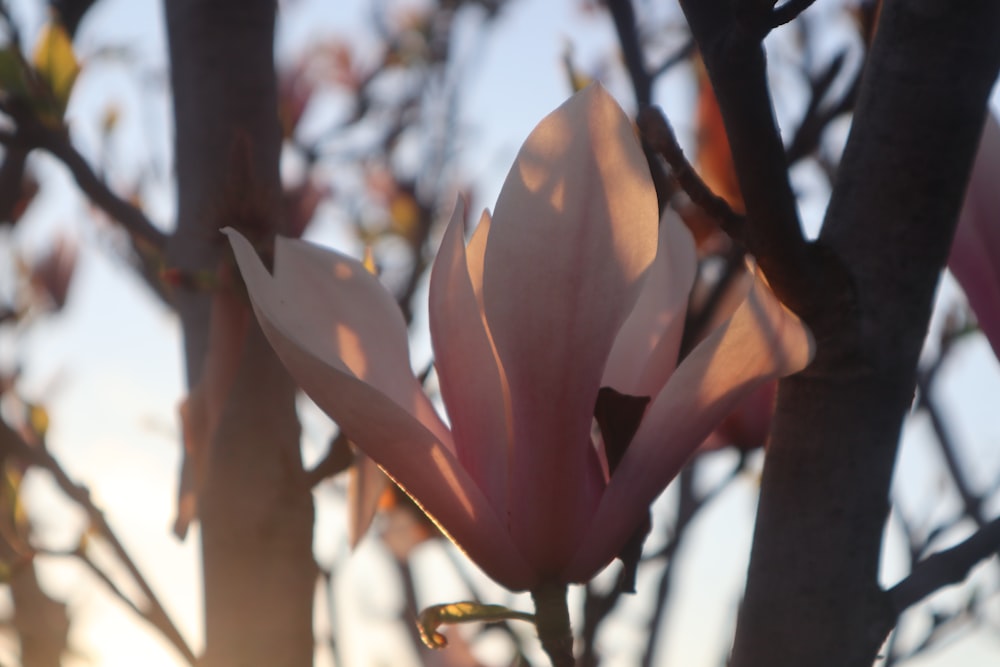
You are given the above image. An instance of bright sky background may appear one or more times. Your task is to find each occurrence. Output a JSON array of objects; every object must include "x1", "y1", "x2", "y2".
[{"x1": 1, "y1": 0, "x2": 999, "y2": 665}]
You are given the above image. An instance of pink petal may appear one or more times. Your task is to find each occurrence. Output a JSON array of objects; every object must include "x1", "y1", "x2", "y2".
[
  {"x1": 602, "y1": 210, "x2": 697, "y2": 397},
  {"x1": 429, "y1": 204, "x2": 512, "y2": 516},
  {"x1": 951, "y1": 113, "x2": 1000, "y2": 355},
  {"x1": 272, "y1": 230, "x2": 451, "y2": 446},
  {"x1": 226, "y1": 229, "x2": 536, "y2": 590},
  {"x1": 466, "y1": 209, "x2": 491, "y2": 304},
  {"x1": 565, "y1": 270, "x2": 815, "y2": 581},
  {"x1": 481, "y1": 84, "x2": 659, "y2": 574}
]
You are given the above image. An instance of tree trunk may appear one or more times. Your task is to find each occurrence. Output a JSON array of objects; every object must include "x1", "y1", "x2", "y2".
[
  {"x1": 730, "y1": 2, "x2": 1000, "y2": 666},
  {"x1": 164, "y1": 2, "x2": 316, "y2": 665}
]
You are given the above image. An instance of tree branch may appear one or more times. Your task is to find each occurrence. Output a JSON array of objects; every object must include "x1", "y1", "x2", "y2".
[
  {"x1": 917, "y1": 370, "x2": 986, "y2": 528},
  {"x1": 637, "y1": 107, "x2": 747, "y2": 242},
  {"x1": 678, "y1": 0, "x2": 816, "y2": 321},
  {"x1": 0, "y1": 419, "x2": 197, "y2": 665},
  {"x1": 606, "y1": 0, "x2": 652, "y2": 106},
  {"x1": 729, "y1": 1, "x2": 1000, "y2": 665},
  {"x1": 785, "y1": 51, "x2": 862, "y2": 165},
  {"x1": 771, "y1": 0, "x2": 817, "y2": 29},
  {"x1": 888, "y1": 516, "x2": 1000, "y2": 615},
  {"x1": 5, "y1": 123, "x2": 168, "y2": 251}
]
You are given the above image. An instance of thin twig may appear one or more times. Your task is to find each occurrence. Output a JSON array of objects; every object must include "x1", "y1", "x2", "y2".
[
  {"x1": 650, "y1": 39, "x2": 696, "y2": 80},
  {"x1": 679, "y1": 0, "x2": 818, "y2": 321},
  {"x1": 916, "y1": 370, "x2": 986, "y2": 528},
  {"x1": 21, "y1": 125, "x2": 168, "y2": 250},
  {"x1": 770, "y1": 0, "x2": 818, "y2": 29},
  {"x1": 0, "y1": 420, "x2": 197, "y2": 665},
  {"x1": 606, "y1": 0, "x2": 652, "y2": 106},
  {"x1": 888, "y1": 516, "x2": 1000, "y2": 616},
  {"x1": 785, "y1": 52, "x2": 862, "y2": 165},
  {"x1": 637, "y1": 107, "x2": 747, "y2": 242},
  {"x1": 678, "y1": 247, "x2": 746, "y2": 359}
]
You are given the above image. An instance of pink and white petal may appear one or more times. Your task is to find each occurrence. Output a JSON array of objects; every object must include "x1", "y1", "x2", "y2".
[
  {"x1": 565, "y1": 272, "x2": 814, "y2": 581},
  {"x1": 227, "y1": 230, "x2": 536, "y2": 590},
  {"x1": 429, "y1": 205, "x2": 511, "y2": 515},
  {"x1": 482, "y1": 84, "x2": 658, "y2": 574},
  {"x1": 347, "y1": 455, "x2": 388, "y2": 547},
  {"x1": 603, "y1": 210, "x2": 697, "y2": 397},
  {"x1": 951, "y1": 113, "x2": 1000, "y2": 355},
  {"x1": 226, "y1": 229, "x2": 451, "y2": 448}
]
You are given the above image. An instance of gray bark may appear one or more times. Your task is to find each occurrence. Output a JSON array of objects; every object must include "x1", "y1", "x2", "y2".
[
  {"x1": 164, "y1": 2, "x2": 316, "y2": 665},
  {"x1": 729, "y1": 2, "x2": 1000, "y2": 665}
]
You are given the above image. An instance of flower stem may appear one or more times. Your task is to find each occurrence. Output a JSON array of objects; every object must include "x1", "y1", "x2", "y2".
[{"x1": 531, "y1": 582, "x2": 574, "y2": 667}]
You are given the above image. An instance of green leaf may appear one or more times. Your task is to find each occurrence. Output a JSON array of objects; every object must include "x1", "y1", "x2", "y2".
[{"x1": 0, "y1": 47, "x2": 31, "y2": 99}]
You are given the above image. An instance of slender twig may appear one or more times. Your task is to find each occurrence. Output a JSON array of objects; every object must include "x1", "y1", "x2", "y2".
[
  {"x1": 679, "y1": 0, "x2": 818, "y2": 321},
  {"x1": 650, "y1": 39, "x2": 696, "y2": 80},
  {"x1": 637, "y1": 107, "x2": 747, "y2": 241},
  {"x1": 0, "y1": 117, "x2": 172, "y2": 304},
  {"x1": 21, "y1": 125, "x2": 168, "y2": 250},
  {"x1": 888, "y1": 516, "x2": 1000, "y2": 615},
  {"x1": 916, "y1": 371, "x2": 986, "y2": 528},
  {"x1": 0, "y1": 420, "x2": 197, "y2": 665},
  {"x1": 678, "y1": 247, "x2": 746, "y2": 359},
  {"x1": 318, "y1": 565, "x2": 343, "y2": 667},
  {"x1": 785, "y1": 52, "x2": 862, "y2": 165},
  {"x1": 606, "y1": 0, "x2": 652, "y2": 106},
  {"x1": 305, "y1": 432, "x2": 354, "y2": 488},
  {"x1": 770, "y1": 0, "x2": 817, "y2": 29}
]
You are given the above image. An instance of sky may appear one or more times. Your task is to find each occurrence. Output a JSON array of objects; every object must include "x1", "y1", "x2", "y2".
[{"x1": 1, "y1": 0, "x2": 999, "y2": 666}]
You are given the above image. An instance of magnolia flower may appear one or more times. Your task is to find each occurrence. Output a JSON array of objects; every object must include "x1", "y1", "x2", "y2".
[
  {"x1": 225, "y1": 85, "x2": 813, "y2": 592},
  {"x1": 951, "y1": 112, "x2": 1000, "y2": 355}
]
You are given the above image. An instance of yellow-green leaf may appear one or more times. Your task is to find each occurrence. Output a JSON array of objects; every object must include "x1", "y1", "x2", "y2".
[
  {"x1": 417, "y1": 601, "x2": 534, "y2": 649},
  {"x1": 33, "y1": 21, "x2": 80, "y2": 115}
]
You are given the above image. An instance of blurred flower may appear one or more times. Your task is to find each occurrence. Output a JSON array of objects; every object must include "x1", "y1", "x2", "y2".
[
  {"x1": 26, "y1": 237, "x2": 77, "y2": 312},
  {"x1": 950, "y1": 112, "x2": 1000, "y2": 356},
  {"x1": 226, "y1": 85, "x2": 814, "y2": 591}
]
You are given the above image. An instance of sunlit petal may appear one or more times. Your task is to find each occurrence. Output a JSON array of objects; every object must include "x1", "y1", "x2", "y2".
[
  {"x1": 482, "y1": 84, "x2": 658, "y2": 573},
  {"x1": 260, "y1": 230, "x2": 451, "y2": 446},
  {"x1": 603, "y1": 210, "x2": 697, "y2": 397},
  {"x1": 226, "y1": 229, "x2": 536, "y2": 590},
  {"x1": 429, "y1": 204, "x2": 511, "y2": 516},
  {"x1": 565, "y1": 271, "x2": 814, "y2": 580}
]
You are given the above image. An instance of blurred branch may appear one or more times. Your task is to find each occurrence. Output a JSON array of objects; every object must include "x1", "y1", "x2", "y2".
[
  {"x1": 305, "y1": 432, "x2": 354, "y2": 489},
  {"x1": 578, "y1": 457, "x2": 745, "y2": 667},
  {"x1": 888, "y1": 516, "x2": 1000, "y2": 616},
  {"x1": 916, "y1": 369, "x2": 986, "y2": 528},
  {"x1": 785, "y1": 51, "x2": 861, "y2": 165},
  {"x1": 678, "y1": 247, "x2": 746, "y2": 358},
  {"x1": 770, "y1": 0, "x2": 817, "y2": 29},
  {"x1": 0, "y1": 123, "x2": 168, "y2": 251},
  {"x1": 0, "y1": 419, "x2": 197, "y2": 666},
  {"x1": 678, "y1": 0, "x2": 817, "y2": 321},
  {"x1": 0, "y1": 120, "x2": 172, "y2": 305},
  {"x1": 650, "y1": 39, "x2": 695, "y2": 79},
  {"x1": 605, "y1": 0, "x2": 651, "y2": 106},
  {"x1": 317, "y1": 565, "x2": 343, "y2": 667}
]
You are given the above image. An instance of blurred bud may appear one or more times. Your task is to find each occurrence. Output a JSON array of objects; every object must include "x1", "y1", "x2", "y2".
[
  {"x1": 28, "y1": 236, "x2": 77, "y2": 311},
  {"x1": 100, "y1": 104, "x2": 120, "y2": 136}
]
